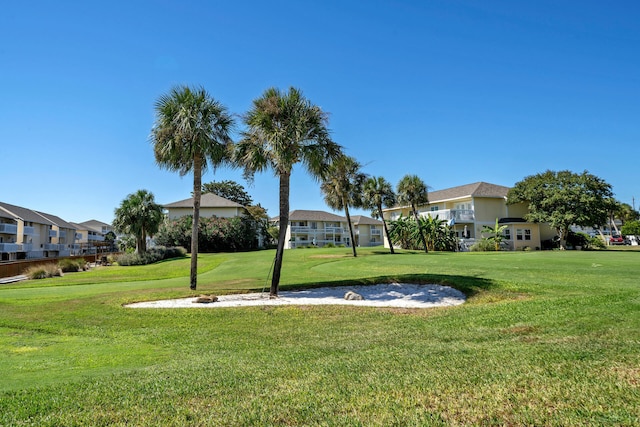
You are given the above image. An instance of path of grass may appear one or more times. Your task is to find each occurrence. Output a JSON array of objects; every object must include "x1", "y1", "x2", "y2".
[{"x1": 0, "y1": 248, "x2": 638, "y2": 425}]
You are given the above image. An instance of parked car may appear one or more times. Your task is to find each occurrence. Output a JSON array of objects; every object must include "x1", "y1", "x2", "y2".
[{"x1": 609, "y1": 235, "x2": 625, "y2": 245}]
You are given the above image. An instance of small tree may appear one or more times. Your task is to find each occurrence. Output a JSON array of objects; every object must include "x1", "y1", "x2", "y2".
[
  {"x1": 362, "y1": 176, "x2": 397, "y2": 254},
  {"x1": 481, "y1": 218, "x2": 508, "y2": 251},
  {"x1": 113, "y1": 190, "x2": 163, "y2": 254},
  {"x1": 621, "y1": 220, "x2": 640, "y2": 236},
  {"x1": 397, "y1": 174, "x2": 429, "y2": 253},
  {"x1": 321, "y1": 155, "x2": 367, "y2": 257}
]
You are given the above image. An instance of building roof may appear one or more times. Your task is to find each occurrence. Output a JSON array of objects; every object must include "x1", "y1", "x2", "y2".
[
  {"x1": 0, "y1": 205, "x2": 17, "y2": 221},
  {"x1": 0, "y1": 202, "x2": 55, "y2": 225},
  {"x1": 79, "y1": 219, "x2": 112, "y2": 229},
  {"x1": 163, "y1": 193, "x2": 245, "y2": 209},
  {"x1": 35, "y1": 211, "x2": 76, "y2": 230},
  {"x1": 428, "y1": 182, "x2": 510, "y2": 203},
  {"x1": 287, "y1": 210, "x2": 347, "y2": 222},
  {"x1": 351, "y1": 215, "x2": 383, "y2": 226}
]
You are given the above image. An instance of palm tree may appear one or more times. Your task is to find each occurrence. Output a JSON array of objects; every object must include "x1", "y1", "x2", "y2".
[
  {"x1": 151, "y1": 85, "x2": 234, "y2": 290},
  {"x1": 235, "y1": 87, "x2": 342, "y2": 297},
  {"x1": 362, "y1": 176, "x2": 396, "y2": 254},
  {"x1": 397, "y1": 174, "x2": 429, "y2": 253},
  {"x1": 113, "y1": 189, "x2": 163, "y2": 254},
  {"x1": 321, "y1": 155, "x2": 367, "y2": 257},
  {"x1": 481, "y1": 218, "x2": 509, "y2": 251}
]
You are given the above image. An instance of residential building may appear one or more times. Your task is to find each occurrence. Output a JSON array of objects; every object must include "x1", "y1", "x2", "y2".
[
  {"x1": 275, "y1": 210, "x2": 383, "y2": 249},
  {"x1": 382, "y1": 182, "x2": 556, "y2": 251},
  {"x1": 70, "y1": 220, "x2": 110, "y2": 254},
  {"x1": 0, "y1": 201, "x2": 78, "y2": 260},
  {"x1": 163, "y1": 193, "x2": 247, "y2": 219}
]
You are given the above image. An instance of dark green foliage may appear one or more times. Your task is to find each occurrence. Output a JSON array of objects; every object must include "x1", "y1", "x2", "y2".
[
  {"x1": 387, "y1": 215, "x2": 457, "y2": 251},
  {"x1": 58, "y1": 258, "x2": 87, "y2": 272},
  {"x1": 154, "y1": 216, "x2": 258, "y2": 253},
  {"x1": 115, "y1": 246, "x2": 187, "y2": 266},
  {"x1": 470, "y1": 239, "x2": 498, "y2": 251},
  {"x1": 202, "y1": 180, "x2": 253, "y2": 206},
  {"x1": 507, "y1": 170, "x2": 614, "y2": 248},
  {"x1": 621, "y1": 220, "x2": 640, "y2": 236}
]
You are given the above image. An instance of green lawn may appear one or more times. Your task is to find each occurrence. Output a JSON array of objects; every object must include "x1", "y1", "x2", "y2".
[{"x1": 1, "y1": 248, "x2": 638, "y2": 426}]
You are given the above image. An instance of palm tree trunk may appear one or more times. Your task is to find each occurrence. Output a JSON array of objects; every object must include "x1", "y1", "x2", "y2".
[
  {"x1": 344, "y1": 202, "x2": 357, "y2": 257},
  {"x1": 380, "y1": 202, "x2": 395, "y2": 254},
  {"x1": 271, "y1": 171, "x2": 290, "y2": 297},
  {"x1": 190, "y1": 155, "x2": 202, "y2": 290},
  {"x1": 412, "y1": 206, "x2": 428, "y2": 253}
]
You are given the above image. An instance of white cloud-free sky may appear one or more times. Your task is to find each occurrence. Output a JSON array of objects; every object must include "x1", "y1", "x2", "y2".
[{"x1": 2, "y1": 1, "x2": 638, "y2": 223}]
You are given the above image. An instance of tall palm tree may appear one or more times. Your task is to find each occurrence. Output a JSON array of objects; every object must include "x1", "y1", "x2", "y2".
[
  {"x1": 321, "y1": 155, "x2": 367, "y2": 257},
  {"x1": 235, "y1": 87, "x2": 342, "y2": 297},
  {"x1": 113, "y1": 189, "x2": 163, "y2": 254},
  {"x1": 397, "y1": 174, "x2": 429, "y2": 253},
  {"x1": 362, "y1": 176, "x2": 396, "y2": 254},
  {"x1": 151, "y1": 85, "x2": 234, "y2": 290}
]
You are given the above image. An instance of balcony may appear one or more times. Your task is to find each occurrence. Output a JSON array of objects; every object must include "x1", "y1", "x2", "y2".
[
  {"x1": 0, "y1": 223, "x2": 18, "y2": 234},
  {"x1": 88, "y1": 234, "x2": 105, "y2": 242},
  {"x1": 22, "y1": 243, "x2": 33, "y2": 252},
  {"x1": 59, "y1": 230, "x2": 67, "y2": 238},
  {"x1": 421, "y1": 209, "x2": 475, "y2": 223},
  {"x1": 43, "y1": 243, "x2": 63, "y2": 251},
  {"x1": 49, "y1": 230, "x2": 58, "y2": 238},
  {"x1": 0, "y1": 243, "x2": 21, "y2": 252},
  {"x1": 23, "y1": 226, "x2": 36, "y2": 235},
  {"x1": 324, "y1": 226, "x2": 344, "y2": 233},
  {"x1": 371, "y1": 229, "x2": 382, "y2": 236}
]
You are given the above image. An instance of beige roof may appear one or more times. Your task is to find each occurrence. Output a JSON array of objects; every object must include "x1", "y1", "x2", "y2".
[
  {"x1": 351, "y1": 215, "x2": 383, "y2": 226},
  {"x1": 287, "y1": 210, "x2": 346, "y2": 222},
  {"x1": 163, "y1": 193, "x2": 245, "y2": 209},
  {"x1": 428, "y1": 182, "x2": 510, "y2": 202}
]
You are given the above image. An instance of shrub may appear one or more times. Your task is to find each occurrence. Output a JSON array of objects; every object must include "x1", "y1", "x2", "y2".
[
  {"x1": 324, "y1": 243, "x2": 336, "y2": 248},
  {"x1": 25, "y1": 264, "x2": 63, "y2": 279},
  {"x1": 116, "y1": 246, "x2": 187, "y2": 266},
  {"x1": 470, "y1": 239, "x2": 497, "y2": 252},
  {"x1": 58, "y1": 258, "x2": 88, "y2": 273}
]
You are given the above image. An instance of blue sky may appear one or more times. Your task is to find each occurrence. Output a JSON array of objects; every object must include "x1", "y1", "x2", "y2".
[{"x1": 2, "y1": 1, "x2": 638, "y2": 223}]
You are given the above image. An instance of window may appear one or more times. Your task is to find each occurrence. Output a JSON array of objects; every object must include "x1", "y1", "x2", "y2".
[
  {"x1": 430, "y1": 206, "x2": 439, "y2": 211},
  {"x1": 504, "y1": 229, "x2": 511, "y2": 240},
  {"x1": 516, "y1": 229, "x2": 531, "y2": 241}
]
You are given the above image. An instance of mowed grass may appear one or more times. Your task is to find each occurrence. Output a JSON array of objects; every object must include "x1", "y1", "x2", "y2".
[{"x1": 0, "y1": 248, "x2": 638, "y2": 426}]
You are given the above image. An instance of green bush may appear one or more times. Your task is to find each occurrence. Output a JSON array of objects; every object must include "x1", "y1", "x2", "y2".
[
  {"x1": 470, "y1": 239, "x2": 497, "y2": 252},
  {"x1": 324, "y1": 242, "x2": 336, "y2": 248},
  {"x1": 116, "y1": 246, "x2": 187, "y2": 266},
  {"x1": 58, "y1": 258, "x2": 88, "y2": 273}
]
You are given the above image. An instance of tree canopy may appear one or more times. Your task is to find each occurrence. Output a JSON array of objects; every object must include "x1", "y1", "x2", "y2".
[
  {"x1": 112, "y1": 189, "x2": 163, "y2": 254},
  {"x1": 202, "y1": 180, "x2": 253, "y2": 206},
  {"x1": 506, "y1": 170, "x2": 614, "y2": 249},
  {"x1": 362, "y1": 176, "x2": 397, "y2": 254}
]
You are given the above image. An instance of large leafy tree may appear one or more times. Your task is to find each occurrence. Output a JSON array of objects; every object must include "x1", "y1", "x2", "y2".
[
  {"x1": 151, "y1": 85, "x2": 234, "y2": 290},
  {"x1": 113, "y1": 189, "x2": 163, "y2": 254},
  {"x1": 397, "y1": 174, "x2": 429, "y2": 253},
  {"x1": 321, "y1": 155, "x2": 367, "y2": 257},
  {"x1": 202, "y1": 180, "x2": 253, "y2": 206},
  {"x1": 235, "y1": 87, "x2": 342, "y2": 297},
  {"x1": 362, "y1": 176, "x2": 397, "y2": 254},
  {"x1": 507, "y1": 170, "x2": 614, "y2": 249}
]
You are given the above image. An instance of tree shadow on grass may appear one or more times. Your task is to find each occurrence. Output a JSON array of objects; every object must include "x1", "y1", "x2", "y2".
[{"x1": 277, "y1": 273, "x2": 499, "y2": 300}]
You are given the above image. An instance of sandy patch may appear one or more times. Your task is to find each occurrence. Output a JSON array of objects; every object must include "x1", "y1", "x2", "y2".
[{"x1": 125, "y1": 283, "x2": 466, "y2": 309}]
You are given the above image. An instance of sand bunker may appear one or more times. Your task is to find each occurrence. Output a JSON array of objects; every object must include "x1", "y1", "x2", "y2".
[{"x1": 126, "y1": 283, "x2": 466, "y2": 309}]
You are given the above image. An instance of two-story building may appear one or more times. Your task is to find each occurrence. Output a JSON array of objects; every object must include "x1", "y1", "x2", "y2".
[
  {"x1": 275, "y1": 210, "x2": 383, "y2": 249},
  {"x1": 163, "y1": 193, "x2": 248, "y2": 219},
  {"x1": 383, "y1": 182, "x2": 555, "y2": 251}
]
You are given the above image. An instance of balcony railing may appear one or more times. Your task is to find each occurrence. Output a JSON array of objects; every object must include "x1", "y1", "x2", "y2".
[
  {"x1": 87, "y1": 234, "x2": 105, "y2": 241},
  {"x1": 43, "y1": 243, "x2": 63, "y2": 251},
  {"x1": 0, "y1": 223, "x2": 18, "y2": 234},
  {"x1": 0, "y1": 243, "x2": 21, "y2": 252},
  {"x1": 23, "y1": 226, "x2": 36, "y2": 235},
  {"x1": 421, "y1": 209, "x2": 475, "y2": 223},
  {"x1": 371, "y1": 229, "x2": 382, "y2": 236},
  {"x1": 59, "y1": 230, "x2": 67, "y2": 238},
  {"x1": 324, "y1": 226, "x2": 344, "y2": 233},
  {"x1": 22, "y1": 243, "x2": 33, "y2": 252},
  {"x1": 49, "y1": 230, "x2": 58, "y2": 238}
]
